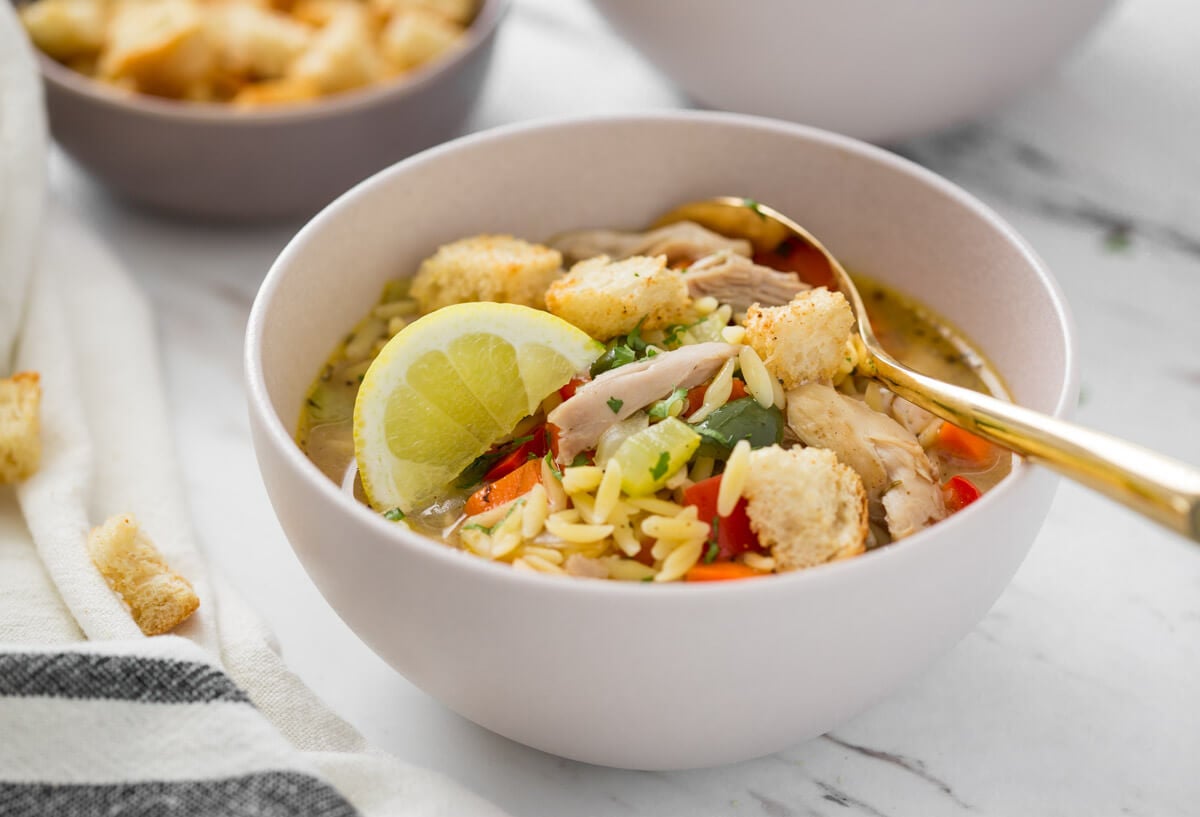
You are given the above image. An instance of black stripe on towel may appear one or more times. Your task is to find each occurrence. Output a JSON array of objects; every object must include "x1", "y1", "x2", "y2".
[
  {"x1": 0, "y1": 653, "x2": 250, "y2": 704},
  {"x1": 0, "y1": 772, "x2": 359, "y2": 817}
]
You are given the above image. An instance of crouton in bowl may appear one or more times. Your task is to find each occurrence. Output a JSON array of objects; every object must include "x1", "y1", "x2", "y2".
[
  {"x1": 20, "y1": 0, "x2": 508, "y2": 219},
  {"x1": 245, "y1": 112, "x2": 1077, "y2": 769}
]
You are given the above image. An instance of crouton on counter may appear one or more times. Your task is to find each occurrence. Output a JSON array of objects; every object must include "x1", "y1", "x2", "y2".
[
  {"x1": 742, "y1": 288, "x2": 855, "y2": 389},
  {"x1": 743, "y1": 445, "x2": 868, "y2": 571},
  {"x1": 0, "y1": 372, "x2": 41, "y2": 485},
  {"x1": 88, "y1": 514, "x2": 200, "y2": 636},
  {"x1": 410, "y1": 235, "x2": 564, "y2": 314},
  {"x1": 545, "y1": 254, "x2": 690, "y2": 340}
]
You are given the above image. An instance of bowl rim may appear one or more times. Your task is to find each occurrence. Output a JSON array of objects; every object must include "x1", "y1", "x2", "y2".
[
  {"x1": 245, "y1": 109, "x2": 1080, "y2": 599},
  {"x1": 28, "y1": 0, "x2": 509, "y2": 125}
]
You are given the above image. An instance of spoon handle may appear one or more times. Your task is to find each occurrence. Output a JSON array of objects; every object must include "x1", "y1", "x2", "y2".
[{"x1": 869, "y1": 354, "x2": 1200, "y2": 543}]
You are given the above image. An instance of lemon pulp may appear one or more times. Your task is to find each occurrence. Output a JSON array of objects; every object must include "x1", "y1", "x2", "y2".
[{"x1": 353, "y1": 302, "x2": 603, "y2": 512}]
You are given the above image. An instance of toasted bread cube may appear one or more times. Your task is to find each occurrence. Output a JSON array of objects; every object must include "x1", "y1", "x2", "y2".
[
  {"x1": 231, "y1": 76, "x2": 320, "y2": 105},
  {"x1": 288, "y1": 2, "x2": 384, "y2": 93},
  {"x1": 743, "y1": 445, "x2": 868, "y2": 571},
  {"x1": 380, "y1": 8, "x2": 462, "y2": 70},
  {"x1": 0, "y1": 372, "x2": 41, "y2": 484},
  {"x1": 88, "y1": 514, "x2": 199, "y2": 636},
  {"x1": 410, "y1": 235, "x2": 563, "y2": 313},
  {"x1": 209, "y1": 2, "x2": 312, "y2": 80},
  {"x1": 545, "y1": 255, "x2": 690, "y2": 340},
  {"x1": 373, "y1": 0, "x2": 475, "y2": 25},
  {"x1": 20, "y1": 0, "x2": 109, "y2": 62},
  {"x1": 99, "y1": 0, "x2": 216, "y2": 98},
  {"x1": 742, "y1": 287, "x2": 854, "y2": 389}
]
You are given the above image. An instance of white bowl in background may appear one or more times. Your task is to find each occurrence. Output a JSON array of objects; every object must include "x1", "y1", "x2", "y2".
[
  {"x1": 588, "y1": 0, "x2": 1116, "y2": 142},
  {"x1": 245, "y1": 112, "x2": 1077, "y2": 769}
]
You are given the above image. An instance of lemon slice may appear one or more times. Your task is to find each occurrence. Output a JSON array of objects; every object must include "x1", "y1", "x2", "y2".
[{"x1": 353, "y1": 302, "x2": 603, "y2": 512}]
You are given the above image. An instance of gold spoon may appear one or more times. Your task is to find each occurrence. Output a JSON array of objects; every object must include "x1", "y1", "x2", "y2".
[{"x1": 655, "y1": 196, "x2": 1200, "y2": 543}]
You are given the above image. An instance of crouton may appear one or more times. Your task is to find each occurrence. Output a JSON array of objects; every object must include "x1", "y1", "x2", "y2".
[
  {"x1": 209, "y1": 2, "x2": 313, "y2": 80},
  {"x1": 100, "y1": 0, "x2": 217, "y2": 98},
  {"x1": 372, "y1": 0, "x2": 476, "y2": 26},
  {"x1": 288, "y1": 2, "x2": 384, "y2": 93},
  {"x1": 742, "y1": 287, "x2": 854, "y2": 389},
  {"x1": 87, "y1": 514, "x2": 199, "y2": 636},
  {"x1": 231, "y1": 76, "x2": 320, "y2": 106},
  {"x1": 410, "y1": 235, "x2": 563, "y2": 313},
  {"x1": 0, "y1": 372, "x2": 41, "y2": 484},
  {"x1": 743, "y1": 445, "x2": 868, "y2": 571},
  {"x1": 545, "y1": 255, "x2": 691, "y2": 340},
  {"x1": 380, "y1": 8, "x2": 463, "y2": 70},
  {"x1": 19, "y1": 0, "x2": 108, "y2": 62}
]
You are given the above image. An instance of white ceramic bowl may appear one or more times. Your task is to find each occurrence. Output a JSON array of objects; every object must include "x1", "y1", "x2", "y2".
[
  {"x1": 245, "y1": 112, "x2": 1077, "y2": 770},
  {"x1": 588, "y1": 0, "x2": 1115, "y2": 142}
]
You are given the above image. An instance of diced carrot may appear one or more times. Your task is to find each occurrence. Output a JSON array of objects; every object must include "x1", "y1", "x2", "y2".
[
  {"x1": 936, "y1": 422, "x2": 993, "y2": 464},
  {"x1": 465, "y1": 459, "x2": 543, "y2": 516},
  {"x1": 685, "y1": 562, "x2": 766, "y2": 582},
  {"x1": 685, "y1": 378, "x2": 748, "y2": 416},
  {"x1": 942, "y1": 475, "x2": 981, "y2": 513}
]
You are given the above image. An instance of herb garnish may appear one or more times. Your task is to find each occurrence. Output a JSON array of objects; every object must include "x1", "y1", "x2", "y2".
[
  {"x1": 703, "y1": 516, "x2": 720, "y2": 563},
  {"x1": 571, "y1": 453, "x2": 591, "y2": 467},
  {"x1": 742, "y1": 197, "x2": 765, "y2": 219},
  {"x1": 463, "y1": 500, "x2": 524, "y2": 535},
  {"x1": 648, "y1": 386, "x2": 688, "y2": 420},
  {"x1": 544, "y1": 451, "x2": 562, "y2": 480},
  {"x1": 607, "y1": 396, "x2": 624, "y2": 414},
  {"x1": 455, "y1": 434, "x2": 536, "y2": 489},
  {"x1": 383, "y1": 508, "x2": 406, "y2": 522},
  {"x1": 649, "y1": 451, "x2": 671, "y2": 480},
  {"x1": 589, "y1": 318, "x2": 653, "y2": 376}
]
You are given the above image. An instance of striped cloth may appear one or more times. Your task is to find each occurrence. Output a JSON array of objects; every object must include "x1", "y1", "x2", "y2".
[{"x1": 0, "y1": 9, "x2": 506, "y2": 816}]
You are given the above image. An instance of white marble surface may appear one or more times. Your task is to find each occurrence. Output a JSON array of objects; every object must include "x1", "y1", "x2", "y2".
[{"x1": 50, "y1": 0, "x2": 1200, "y2": 814}]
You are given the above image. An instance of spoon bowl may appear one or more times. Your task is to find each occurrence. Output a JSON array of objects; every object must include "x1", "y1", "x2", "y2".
[{"x1": 658, "y1": 197, "x2": 1200, "y2": 543}]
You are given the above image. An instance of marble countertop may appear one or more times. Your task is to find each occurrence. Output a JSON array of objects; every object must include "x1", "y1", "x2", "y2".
[{"x1": 51, "y1": 0, "x2": 1200, "y2": 814}]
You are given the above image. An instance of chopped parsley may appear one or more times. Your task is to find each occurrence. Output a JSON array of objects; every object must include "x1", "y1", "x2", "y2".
[
  {"x1": 641, "y1": 575, "x2": 655, "y2": 582},
  {"x1": 742, "y1": 197, "x2": 766, "y2": 219},
  {"x1": 703, "y1": 516, "x2": 720, "y2": 563},
  {"x1": 463, "y1": 500, "x2": 524, "y2": 535},
  {"x1": 648, "y1": 386, "x2": 688, "y2": 420},
  {"x1": 544, "y1": 451, "x2": 562, "y2": 480},
  {"x1": 571, "y1": 453, "x2": 591, "y2": 467},
  {"x1": 382, "y1": 507, "x2": 406, "y2": 522},
  {"x1": 649, "y1": 450, "x2": 671, "y2": 480},
  {"x1": 607, "y1": 396, "x2": 624, "y2": 414},
  {"x1": 589, "y1": 319, "x2": 653, "y2": 376}
]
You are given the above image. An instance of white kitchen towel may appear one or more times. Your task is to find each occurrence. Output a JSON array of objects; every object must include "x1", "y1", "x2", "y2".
[{"x1": 0, "y1": 8, "x2": 506, "y2": 816}]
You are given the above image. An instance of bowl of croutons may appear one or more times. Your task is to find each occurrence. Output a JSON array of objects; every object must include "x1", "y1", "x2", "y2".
[
  {"x1": 245, "y1": 112, "x2": 1076, "y2": 769},
  {"x1": 18, "y1": 0, "x2": 508, "y2": 220}
]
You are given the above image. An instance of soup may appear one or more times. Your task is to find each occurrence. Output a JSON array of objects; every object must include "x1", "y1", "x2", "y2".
[{"x1": 298, "y1": 220, "x2": 1011, "y2": 582}]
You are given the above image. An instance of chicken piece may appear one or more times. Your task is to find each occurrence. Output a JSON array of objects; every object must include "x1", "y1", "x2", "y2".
[
  {"x1": 88, "y1": 514, "x2": 199, "y2": 636},
  {"x1": 889, "y1": 395, "x2": 938, "y2": 438},
  {"x1": 409, "y1": 235, "x2": 563, "y2": 313},
  {"x1": 288, "y1": 2, "x2": 384, "y2": 94},
  {"x1": 685, "y1": 250, "x2": 809, "y2": 313},
  {"x1": 100, "y1": 0, "x2": 216, "y2": 98},
  {"x1": 743, "y1": 446, "x2": 868, "y2": 570},
  {"x1": 549, "y1": 221, "x2": 753, "y2": 268},
  {"x1": 545, "y1": 255, "x2": 690, "y2": 340},
  {"x1": 786, "y1": 383, "x2": 945, "y2": 540},
  {"x1": 208, "y1": 2, "x2": 312, "y2": 80},
  {"x1": 548, "y1": 342, "x2": 737, "y2": 464},
  {"x1": 742, "y1": 288, "x2": 854, "y2": 389},
  {"x1": 0, "y1": 372, "x2": 41, "y2": 484},
  {"x1": 20, "y1": 0, "x2": 108, "y2": 62},
  {"x1": 380, "y1": 8, "x2": 463, "y2": 70}
]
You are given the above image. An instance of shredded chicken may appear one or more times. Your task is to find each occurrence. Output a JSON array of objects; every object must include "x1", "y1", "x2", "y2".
[
  {"x1": 785, "y1": 383, "x2": 945, "y2": 540},
  {"x1": 685, "y1": 250, "x2": 809, "y2": 313},
  {"x1": 548, "y1": 342, "x2": 738, "y2": 464},
  {"x1": 549, "y1": 221, "x2": 752, "y2": 267}
]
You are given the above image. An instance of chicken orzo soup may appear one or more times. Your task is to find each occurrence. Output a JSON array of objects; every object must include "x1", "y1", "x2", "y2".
[{"x1": 298, "y1": 218, "x2": 1011, "y2": 582}]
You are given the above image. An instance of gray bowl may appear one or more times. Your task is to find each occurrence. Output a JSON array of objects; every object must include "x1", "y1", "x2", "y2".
[{"x1": 33, "y1": 0, "x2": 508, "y2": 221}]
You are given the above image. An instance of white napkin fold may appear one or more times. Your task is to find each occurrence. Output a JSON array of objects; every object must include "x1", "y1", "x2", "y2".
[{"x1": 0, "y1": 8, "x2": 506, "y2": 815}]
